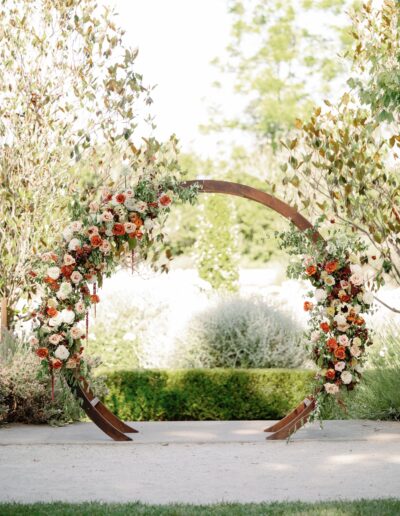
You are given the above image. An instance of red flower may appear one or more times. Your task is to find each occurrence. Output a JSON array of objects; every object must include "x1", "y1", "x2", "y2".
[
  {"x1": 116, "y1": 193, "x2": 126, "y2": 204},
  {"x1": 135, "y1": 230, "x2": 143, "y2": 240},
  {"x1": 320, "y1": 322, "x2": 330, "y2": 333},
  {"x1": 334, "y1": 346, "x2": 346, "y2": 360},
  {"x1": 325, "y1": 260, "x2": 338, "y2": 273},
  {"x1": 304, "y1": 301, "x2": 313, "y2": 312},
  {"x1": 46, "y1": 307, "x2": 58, "y2": 317},
  {"x1": 327, "y1": 337, "x2": 337, "y2": 351},
  {"x1": 90, "y1": 235, "x2": 103, "y2": 248},
  {"x1": 326, "y1": 369, "x2": 336, "y2": 380},
  {"x1": 90, "y1": 294, "x2": 100, "y2": 304},
  {"x1": 159, "y1": 194, "x2": 171, "y2": 207},
  {"x1": 306, "y1": 265, "x2": 317, "y2": 276},
  {"x1": 339, "y1": 292, "x2": 351, "y2": 303},
  {"x1": 130, "y1": 213, "x2": 143, "y2": 228},
  {"x1": 61, "y1": 265, "x2": 74, "y2": 279},
  {"x1": 51, "y1": 359, "x2": 63, "y2": 370},
  {"x1": 112, "y1": 223, "x2": 125, "y2": 236},
  {"x1": 28, "y1": 271, "x2": 37, "y2": 278},
  {"x1": 36, "y1": 347, "x2": 48, "y2": 359}
]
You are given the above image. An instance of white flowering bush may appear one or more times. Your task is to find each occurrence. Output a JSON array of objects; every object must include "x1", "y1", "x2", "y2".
[{"x1": 172, "y1": 296, "x2": 306, "y2": 369}]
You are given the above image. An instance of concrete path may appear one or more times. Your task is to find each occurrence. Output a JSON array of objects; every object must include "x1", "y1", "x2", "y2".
[{"x1": 1, "y1": 420, "x2": 400, "y2": 503}]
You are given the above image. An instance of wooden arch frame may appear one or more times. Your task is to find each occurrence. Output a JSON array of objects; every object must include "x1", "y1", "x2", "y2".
[{"x1": 66, "y1": 179, "x2": 322, "y2": 441}]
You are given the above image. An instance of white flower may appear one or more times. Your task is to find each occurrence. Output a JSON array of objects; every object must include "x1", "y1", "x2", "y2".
[
  {"x1": 352, "y1": 337, "x2": 362, "y2": 347},
  {"x1": 134, "y1": 201, "x2": 147, "y2": 213},
  {"x1": 315, "y1": 289, "x2": 327, "y2": 302},
  {"x1": 62, "y1": 227, "x2": 74, "y2": 242},
  {"x1": 350, "y1": 273, "x2": 364, "y2": 286},
  {"x1": 144, "y1": 218, "x2": 154, "y2": 231},
  {"x1": 310, "y1": 331, "x2": 321, "y2": 343},
  {"x1": 350, "y1": 263, "x2": 363, "y2": 274},
  {"x1": 124, "y1": 197, "x2": 137, "y2": 211},
  {"x1": 338, "y1": 335, "x2": 349, "y2": 346},
  {"x1": 49, "y1": 334, "x2": 63, "y2": 345},
  {"x1": 340, "y1": 280, "x2": 350, "y2": 289},
  {"x1": 63, "y1": 254, "x2": 75, "y2": 266},
  {"x1": 75, "y1": 300, "x2": 86, "y2": 314},
  {"x1": 68, "y1": 238, "x2": 81, "y2": 252},
  {"x1": 61, "y1": 308, "x2": 75, "y2": 325},
  {"x1": 41, "y1": 252, "x2": 54, "y2": 263},
  {"x1": 124, "y1": 222, "x2": 136, "y2": 234},
  {"x1": 334, "y1": 314, "x2": 347, "y2": 326},
  {"x1": 125, "y1": 189, "x2": 134, "y2": 198},
  {"x1": 29, "y1": 336, "x2": 39, "y2": 346},
  {"x1": 101, "y1": 211, "x2": 114, "y2": 222},
  {"x1": 70, "y1": 326, "x2": 83, "y2": 339},
  {"x1": 105, "y1": 227, "x2": 114, "y2": 237},
  {"x1": 100, "y1": 240, "x2": 111, "y2": 254},
  {"x1": 54, "y1": 344, "x2": 70, "y2": 361},
  {"x1": 334, "y1": 361, "x2": 346, "y2": 372},
  {"x1": 89, "y1": 201, "x2": 99, "y2": 213},
  {"x1": 350, "y1": 344, "x2": 361, "y2": 357},
  {"x1": 324, "y1": 275, "x2": 335, "y2": 286},
  {"x1": 324, "y1": 383, "x2": 339, "y2": 395},
  {"x1": 47, "y1": 266, "x2": 61, "y2": 280},
  {"x1": 87, "y1": 226, "x2": 99, "y2": 236},
  {"x1": 70, "y1": 221, "x2": 83, "y2": 232},
  {"x1": 71, "y1": 271, "x2": 83, "y2": 284},
  {"x1": 362, "y1": 291, "x2": 374, "y2": 305},
  {"x1": 57, "y1": 282, "x2": 73, "y2": 300},
  {"x1": 326, "y1": 242, "x2": 337, "y2": 254},
  {"x1": 349, "y1": 254, "x2": 360, "y2": 264},
  {"x1": 355, "y1": 364, "x2": 364, "y2": 374},
  {"x1": 341, "y1": 371, "x2": 353, "y2": 384},
  {"x1": 48, "y1": 312, "x2": 63, "y2": 327}
]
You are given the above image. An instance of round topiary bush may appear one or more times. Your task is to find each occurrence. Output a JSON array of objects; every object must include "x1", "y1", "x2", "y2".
[{"x1": 172, "y1": 296, "x2": 306, "y2": 369}]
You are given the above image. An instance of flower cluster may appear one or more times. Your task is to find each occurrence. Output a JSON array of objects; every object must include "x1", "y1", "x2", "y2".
[
  {"x1": 302, "y1": 250, "x2": 374, "y2": 398},
  {"x1": 28, "y1": 178, "x2": 197, "y2": 377}
]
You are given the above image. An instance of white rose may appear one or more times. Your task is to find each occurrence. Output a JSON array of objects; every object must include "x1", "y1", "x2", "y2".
[
  {"x1": 100, "y1": 240, "x2": 111, "y2": 254},
  {"x1": 105, "y1": 228, "x2": 114, "y2": 237},
  {"x1": 62, "y1": 227, "x2": 74, "y2": 242},
  {"x1": 101, "y1": 211, "x2": 114, "y2": 222},
  {"x1": 47, "y1": 298, "x2": 58, "y2": 309},
  {"x1": 61, "y1": 308, "x2": 75, "y2": 325},
  {"x1": 310, "y1": 330, "x2": 321, "y2": 343},
  {"x1": 124, "y1": 197, "x2": 137, "y2": 211},
  {"x1": 324, "y1": 383, "x2": 339, "y2": 395},
  {"x1": 47, "y1": 266, "x2": 61, "y2": 280},
  {"x1": 54, "y1": 344, "x2": 70, "y2": 361},
  {"x1": 341, "y1": 370, "x2": 353, "y2": 384},
  {"x1": 68, "y1": 238, "x2": 81, "y2": 252},
  {"x1": 144, "y1": 218, "x2": 154, "y2": 230},
  {"x1": 334, "y1": 361, "x2": 346, "y2": 372},
  {"x1": 124, "y1": 222, "x2": 136, "y2": 234},
  {"x1": 315, "y1": 289, "x2": 327, "y2": 302},
  {"x1": 57, "y1": 282, "x2": 73, "y2": 300},
  {"x1": 334, "y1": 314, "x2": 347, "y2": 326},
  {"x1": 70, "y1": 271, "x2": 83, "y2": 284},
  {"x1": 64, "y1": 254, "x2": 75, "y2": 266},
  {"x1": 49, "y1": 334, "x2": 63, "y2": 345},
  {"x1": 355, "y1": 364, "x2": 364, "y2": 374},
  {"x1": 362, "y1": 291, "x2": 374, "y2": 305},
  {"x1": 125, "y1": 189, "x2": 134, "y2": 198},
  {"x1": 350, "y1": 273, "x2": 364, "y2": 286},
  {"x1": 29, "y1": 336, "x2": 39, "y2": 346},
  {"x1": 75, "y1": 300, "x2": 86, "y2": 314},
  {"x1": 70, "y1": 326, "x2": 83, "y2": 339},
  {"x1": 324, "y1": 275, "x2": 335, "y2": 286},
  {"x1": 352, "y1": 337, "x2": 362, "y2": 347},
  {"x1": 350, "y1": 263, "x2": 362, "y2": 274},
  {"x1": 89, "y1": 201, "x2": 99, "y2": 213},
  {"x1": 135, "y1": 201, "x2": 147, "y2": 213},
  {"x1": 41, "y1": 252, "x2": 53, "y2": 263},
  {"x1": 350, "y1": 344, "x2": 361, "y2": 357},
  {"x1": 338, "y1": 335, "x2": 349, "y2": 346},
  {"x1": 48, "y1": 312, "x2": 63, "y2": 327},
  {"x1": 70, "y1": 221, "x2": 82, "y2": 232}
]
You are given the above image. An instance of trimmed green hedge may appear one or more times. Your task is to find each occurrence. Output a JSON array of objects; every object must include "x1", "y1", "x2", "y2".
[{"x1": 102, "y1": 369, "x2": 315, "y2": 421}]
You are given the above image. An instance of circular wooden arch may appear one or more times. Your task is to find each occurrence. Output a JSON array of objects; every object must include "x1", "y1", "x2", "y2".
[{"x1": 70, "y1": 180, "x2": 321, "y2": 441}]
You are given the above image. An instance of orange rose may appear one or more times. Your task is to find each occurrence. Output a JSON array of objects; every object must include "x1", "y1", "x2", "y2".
[
  {"x1": 325, "y1": 260, "x2": 338, "y2": 273},
  {"x1": 304, "y1": 301, "x2": 313, "y2": 312},
  {"x1": 327, "y1": 337, "x2": 337, "y2": 351},
  {"x1": 112, "y1": 223, "x2": 125, "y2": 236},
  {"x1": 90, "y1": 294, "x2": 100, "y2": 304},
  {"x1": 36, "y1": 347, "x2": 49, "y2": 359},
  {"x1": 339, "y1": 293, "x2": 351, "y2": 302},
  {"x1": 130, "y1": 213, "x2": 143, "y2": 228},
  {"x1": 334, "y1": 346, "x2": 346, "y2": 360},
  {"x1": 46, "y1": 307, "x2": 58, "y2": 317},
  {"x1": 90, "y1": 235, "x2": 103, "y2": 248},
  {"x1": 51, "y1": 359, "x2": 63, "y2": 369},
  {"x1": 61, "y1": 265, "x2": 74, "y2": 279},
  {"x1": 320, "y1": 322, "x2": 330, "y2": 333},
  {"x1": 356, "y1": 317, "x2": 365, "y2": 326},
  {"x1": 326, "y1": 369, "x2": 336, "y2": 380},
  {"x1": 306, "y1": 265, "x2": 317, "y2": 276}
]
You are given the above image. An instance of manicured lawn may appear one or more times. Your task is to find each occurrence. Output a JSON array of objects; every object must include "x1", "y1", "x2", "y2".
[{"x1": 0, "y1": 500, "x2": 399, "y2": 515}]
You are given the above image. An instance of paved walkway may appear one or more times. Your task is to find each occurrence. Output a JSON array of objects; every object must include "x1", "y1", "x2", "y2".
[{"x1": 1, "y1": 420, "x2": 400, "y2": 503}]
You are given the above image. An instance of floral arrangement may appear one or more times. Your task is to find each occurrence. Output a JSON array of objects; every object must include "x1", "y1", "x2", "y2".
[
  {"x1": 28, "y1": 169, "x2": 197, "y2": 391},
  {"x1": 278, "y1": 221, "x2": 377, "y2": 409}
]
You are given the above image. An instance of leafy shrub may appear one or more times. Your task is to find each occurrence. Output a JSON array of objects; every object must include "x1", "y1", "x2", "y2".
[
  {"x1": 172, "y1": 296, "x2": 306, "y2": 369},
  {"x1": 0, "y1": 331, "x2": 102, "y2": 425},
  {"x1": 103, "y1": 368, "x2": 315, "y2": 421}
]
